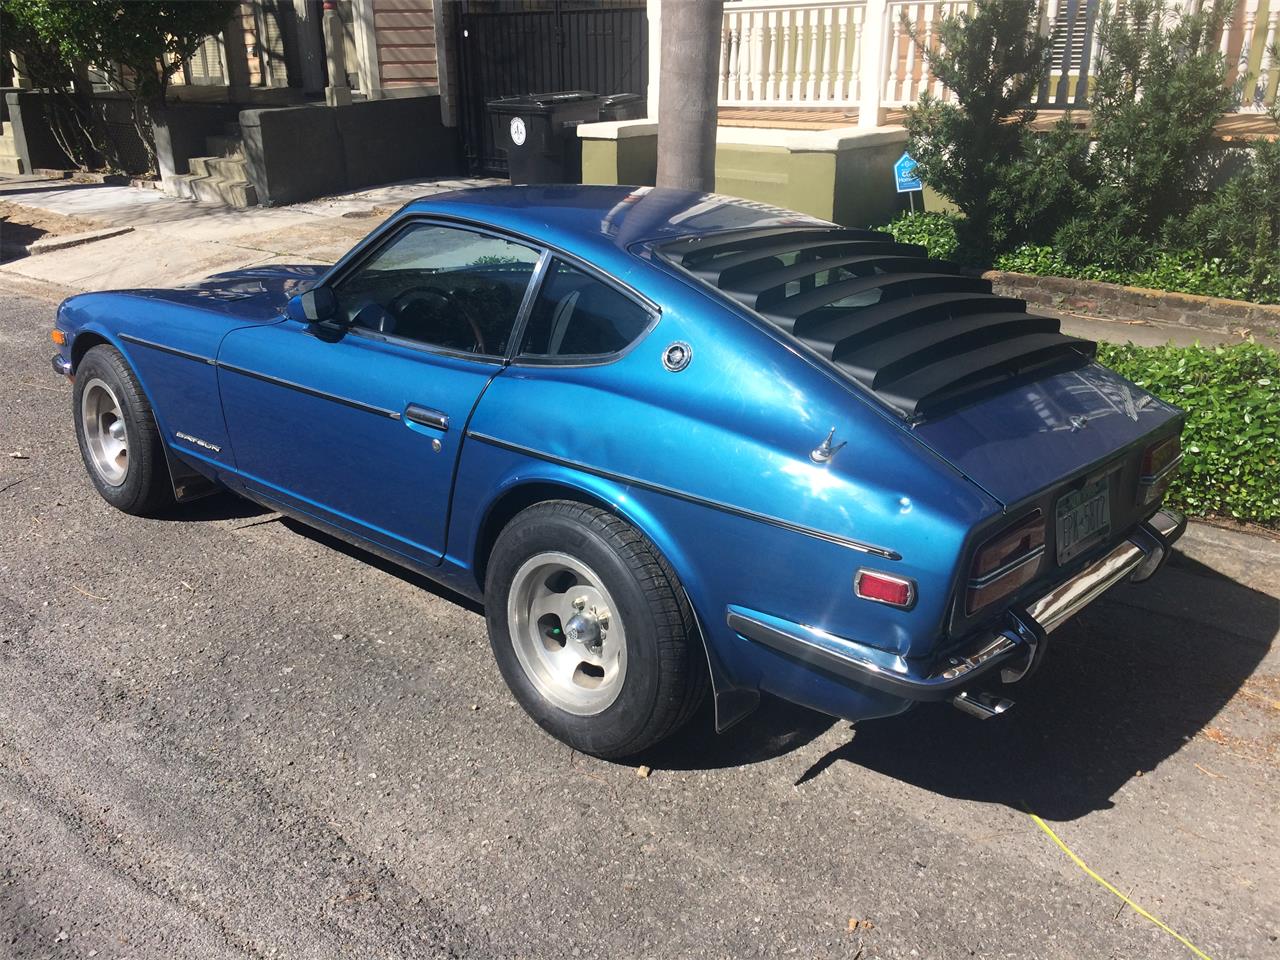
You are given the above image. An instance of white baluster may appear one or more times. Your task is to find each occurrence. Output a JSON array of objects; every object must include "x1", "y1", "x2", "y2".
[
  {"x1": 835, "y1": 4, "x2": 851, "y2": 102},
  {"x1": 720, "y1": 13, "x2": 732, "y2": 101},
  {"x1": 752, "y1": 8, "x2": 762, "y2": 101},
  {"x1": 729, "y1": 16, "x2": 741, "y2": 102},
  {"x1": 886, "y1": 3, "x2": 902, "y2": 102},
  {"x1": 767, "y1": 9, "x2": 781, "y2": 102},
  {"x1": 1236, "y1": 1, "x2": 1258, "y2": 94},
  {"x1": 850, "y1": 5, "x2": 864, "y2": 104},
  {"x1": 780, "y1": 10, "x2": 794, "y2": 102},
  {"x1": 904, "y1": 3, "x2": 921, "y2": 103}
]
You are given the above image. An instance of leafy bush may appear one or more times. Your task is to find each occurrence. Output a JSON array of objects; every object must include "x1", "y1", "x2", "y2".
[
  {"x1": 994, "y1": 245, "x2": 1280, "y2": 304},
  {"x1": 879, "y1": 213, "x2": 1279, "y2": 303},
  {"x1": 880, "y1": 211, "x2": 961, "y2": 261},
  {"x1": 1097, "y1": 342, "x2": 1280, "y2": 525}
]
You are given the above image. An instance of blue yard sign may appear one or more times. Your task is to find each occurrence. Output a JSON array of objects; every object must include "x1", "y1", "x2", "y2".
[{"x1": 894, "y1": 151, "x2": 922, "y2": 193}]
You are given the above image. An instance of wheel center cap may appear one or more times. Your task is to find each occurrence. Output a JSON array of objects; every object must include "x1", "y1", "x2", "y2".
[
  {"x1": 108, "y1": 420, "x2": 126, "y2": 442},
  {"x1": 564, "y1": 612, "x2": 600, "y2": 648}
]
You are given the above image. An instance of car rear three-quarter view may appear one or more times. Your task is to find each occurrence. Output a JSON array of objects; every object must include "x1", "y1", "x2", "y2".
[{"x1": 50, "y1": 185, "x2": 1186, "y2": 758}]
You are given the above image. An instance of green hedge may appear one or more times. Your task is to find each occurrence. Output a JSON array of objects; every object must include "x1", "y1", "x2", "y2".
[
  {"x1": 1096, "y1": 342, "x2": 1280, "y2": 526},
  {"x1": 877, "y1": 212, "x2": 1280, "y2": 304}
]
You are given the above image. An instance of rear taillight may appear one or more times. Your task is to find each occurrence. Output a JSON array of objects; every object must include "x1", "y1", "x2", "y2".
[
  {"x1": 1138, "y1": 435, "x2": 1181, "y2": 505},
  {"x1": 854, "y1": 569, "x2": 915, "y2": 608},
  {"x1": 966, "y1": 511, "x2": 1046, "y2": 615}
]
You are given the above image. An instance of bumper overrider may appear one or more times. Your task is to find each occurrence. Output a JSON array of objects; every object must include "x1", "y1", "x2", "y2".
[{"x1": 727, "y1": 508, "x2": 1186, "y2": 719}]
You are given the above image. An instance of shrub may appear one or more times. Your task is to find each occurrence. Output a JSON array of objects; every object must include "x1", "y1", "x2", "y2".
[
  {"x1": 1163, "y1": 138, "x2": 1280, "y2": 302},
  {"x1": 904, "y1": 0, "x2": 1050, "y2": 259},
  {"x1": 1097, "y1": 341, "x2": 1280, "y2": 525},
  {"x1": 1053, "y1": 0, "x2": 1235, "y2": 269}
]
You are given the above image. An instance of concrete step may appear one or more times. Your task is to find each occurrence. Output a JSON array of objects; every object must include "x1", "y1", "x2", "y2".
[
  {"x1": 0, "y1": 154, "x2": 25, "y2": 175},
  {"x1": 187, "y1": 155, "x2": 247, "y2": 180},
  {"x1": 205, "y1": 133, "x2": 243, "y2": 158},
  {"x1": 189, "y1": 176, "x2": 257, "y2": 208}
]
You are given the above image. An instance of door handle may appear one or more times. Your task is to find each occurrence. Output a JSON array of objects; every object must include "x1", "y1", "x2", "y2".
[{"x1": 404, "y1": 403, "x2": 449, "y2": 431}]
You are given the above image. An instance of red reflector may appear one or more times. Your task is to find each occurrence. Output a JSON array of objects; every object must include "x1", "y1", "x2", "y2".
[{"x1": 855, "y1": 569, "x2": 915, "y2": 608}]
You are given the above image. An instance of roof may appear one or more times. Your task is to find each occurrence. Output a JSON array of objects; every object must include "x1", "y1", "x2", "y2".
[{"x1": 406, "y1": 185, "x2": 834, "y2": 263}]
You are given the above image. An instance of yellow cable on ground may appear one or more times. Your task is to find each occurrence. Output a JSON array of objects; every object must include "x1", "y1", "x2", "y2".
[{"x1": 1027, "y1": 812, "x2": 1215, "y2": 960}]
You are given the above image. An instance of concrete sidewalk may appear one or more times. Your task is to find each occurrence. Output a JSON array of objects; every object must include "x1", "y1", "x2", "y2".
[
  {"x1": 0, "y1": 175, "x2": 496, "y2": 299},
  {"x1": 0, "y1": 174, "x2": 1264, "y2": 349}
]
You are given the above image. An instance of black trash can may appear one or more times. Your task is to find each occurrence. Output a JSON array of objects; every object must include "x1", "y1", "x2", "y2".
[
  {"x1": 487, "y1": 91, "x2": 601, "y2": 184},
  {"x1": 598, "y1": 93, "x2": 646, "y2": 122}
]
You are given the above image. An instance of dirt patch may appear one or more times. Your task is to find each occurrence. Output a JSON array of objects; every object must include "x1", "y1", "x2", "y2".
[{"x1": 0, "y1": 201, "x2": 109, "y2": 259}]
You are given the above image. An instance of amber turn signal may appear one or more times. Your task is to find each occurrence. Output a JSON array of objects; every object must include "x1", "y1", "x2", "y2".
[{"x1": 50, "y1": 329, "x2": 67, "y2": 346}]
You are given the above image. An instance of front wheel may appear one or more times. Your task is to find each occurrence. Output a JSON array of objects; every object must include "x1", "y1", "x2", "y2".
[
  {"x1": 72, "y1": 344, "x2": 174, "y2": 516},
  {"x1": 485, "y1": 501, "x2": 707, "y2": 758}
]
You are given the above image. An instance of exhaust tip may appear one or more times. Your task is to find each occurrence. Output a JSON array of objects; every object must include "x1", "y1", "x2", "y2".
[{"x1": 953, "y1": 690, "x2": 1014, "y2": 720}]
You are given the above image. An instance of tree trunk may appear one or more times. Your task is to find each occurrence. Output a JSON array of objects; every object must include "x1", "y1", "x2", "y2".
[{"x1": 656, "y1": 0, "x2": 723, "y2": 191}]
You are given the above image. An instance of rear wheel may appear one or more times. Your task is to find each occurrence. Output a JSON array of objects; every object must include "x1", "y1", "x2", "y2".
[
  {"x1": 485, "y1": 501, "x2": 707, "y2": 758},
  {"x1": 72, "y1": 345, "x2": 174, "y2": 516}
]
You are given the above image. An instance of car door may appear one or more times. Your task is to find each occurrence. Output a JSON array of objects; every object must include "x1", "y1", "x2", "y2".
[{"x1": 217, "y1": 220, "x2": 542, "y2": 566}]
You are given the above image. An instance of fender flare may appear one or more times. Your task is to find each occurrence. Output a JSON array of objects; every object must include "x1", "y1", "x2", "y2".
[{"x1": 469, "y1": 463, "x2": 760, "y2": 731}]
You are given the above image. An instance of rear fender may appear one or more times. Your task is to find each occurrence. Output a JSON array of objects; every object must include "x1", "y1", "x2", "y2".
[{"x1": 449, "y1": 442, "x2": 758, "y2": 730}]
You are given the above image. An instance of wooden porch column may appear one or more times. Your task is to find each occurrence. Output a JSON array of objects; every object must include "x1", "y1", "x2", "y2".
[{"x1": 858, "y1": 0, "x2": 888, "y2": 128}]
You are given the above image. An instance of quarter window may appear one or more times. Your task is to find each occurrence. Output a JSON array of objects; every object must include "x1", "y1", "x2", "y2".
[
  {"x1": 333, "y1": 223, "x2": 540, "y2": 357},
  {"x1": 518, "y1": 259, "x2": 652, "y2": 359}
]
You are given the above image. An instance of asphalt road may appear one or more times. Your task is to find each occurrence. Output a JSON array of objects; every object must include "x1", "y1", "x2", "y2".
[{"x1": 2, "y1": 289, "x2": 1277, "y2": 960}]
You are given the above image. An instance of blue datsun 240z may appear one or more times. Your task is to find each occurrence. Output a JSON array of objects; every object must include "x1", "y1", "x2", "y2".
[{"x1": 52, "y1": 185, "x2": 1186, "y2": 757}]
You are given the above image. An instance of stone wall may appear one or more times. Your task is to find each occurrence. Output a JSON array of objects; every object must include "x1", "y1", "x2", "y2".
[
  {"x1": 986, "y1": 270, "x2": 1280, "y2": 343},
  {"x1": 240, "y1": 95, "x2": 461, "y2": 206}
]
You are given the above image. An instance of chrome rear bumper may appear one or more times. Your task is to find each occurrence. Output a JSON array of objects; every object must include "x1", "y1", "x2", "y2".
[{"x1": 727, "y1": 508, "x2": 1186, "y2": 705}]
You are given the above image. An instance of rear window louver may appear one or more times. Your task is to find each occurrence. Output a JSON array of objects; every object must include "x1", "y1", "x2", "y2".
[{"x1": 665, "y1": 228, "x2": 1096, "y2": 420}]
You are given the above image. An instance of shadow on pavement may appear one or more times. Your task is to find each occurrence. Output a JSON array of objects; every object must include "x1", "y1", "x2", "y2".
[{"x1": 794, "y1": 552, "x2": 1277, "y2": 820}]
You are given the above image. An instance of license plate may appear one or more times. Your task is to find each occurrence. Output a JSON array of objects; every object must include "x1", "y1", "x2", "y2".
[{"x1": 1056, "y1": 478, "x2": 1111, "y2": 564}]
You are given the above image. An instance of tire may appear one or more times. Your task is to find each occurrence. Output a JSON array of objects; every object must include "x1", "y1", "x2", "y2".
[
  {"x1": 485, "y1": 501, "x2": 707, "y2": 758},
  {"x1": 72, "y1": 344, "x2": 174, "y2": 516}
]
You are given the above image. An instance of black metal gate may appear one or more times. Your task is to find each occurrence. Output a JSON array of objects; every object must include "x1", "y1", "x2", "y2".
[{"x1": 455, "y1": 0, "x2": 648, "y2": 175}]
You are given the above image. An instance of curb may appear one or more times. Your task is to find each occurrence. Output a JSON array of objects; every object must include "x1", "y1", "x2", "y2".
[{"x1": 26, "y1": 226, "x2": 135, "y2": 256}]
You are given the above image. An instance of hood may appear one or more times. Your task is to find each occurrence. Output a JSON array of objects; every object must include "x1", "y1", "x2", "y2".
[
  {"x1": 115, "y1": 264, "x2": 329, "y2": 322},
  {"x1": 175, "y1": 264, "x2": 327, "y2": 301},
  {"x1": 911, "y1": 362, "x2": 1183, "y2": 507}
]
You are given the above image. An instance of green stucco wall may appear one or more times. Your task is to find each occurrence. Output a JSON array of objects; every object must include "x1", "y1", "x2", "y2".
[{"x1": 581, "y1": 131, "x2": 918, "y2": 228}]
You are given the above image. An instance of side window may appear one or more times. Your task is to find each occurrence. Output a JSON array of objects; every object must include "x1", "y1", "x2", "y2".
[
  {"x1": 333, "y1": 223, "x2": 540, "y2": 357},
  {"x1": 517, "y1": 259, "x2": 652, "y2": 359}
]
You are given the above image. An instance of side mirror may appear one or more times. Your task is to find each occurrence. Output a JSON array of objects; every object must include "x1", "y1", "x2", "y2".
[{"x1": 286, "y1": 286, "x2": 338, "y2": 323}]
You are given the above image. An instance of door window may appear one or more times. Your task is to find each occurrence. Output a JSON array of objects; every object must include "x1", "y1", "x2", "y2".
[
  {"x1": 333, "y1": 222, "x2": 540, "y2": 357},
  {"x1": 517, "y1": 259, "x2": 653, "y2": 359}
]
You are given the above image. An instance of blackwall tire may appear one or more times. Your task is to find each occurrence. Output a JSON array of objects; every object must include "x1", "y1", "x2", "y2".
[
  {"x1": 485, "y1": 500, "x2": 707, "y2": 758},
  {"x1": 72, "y1": 344, "x2": 174, "y2": 517}
]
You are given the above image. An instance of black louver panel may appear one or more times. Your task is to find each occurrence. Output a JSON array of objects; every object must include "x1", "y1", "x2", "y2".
[
  {"x1": 662, "y1": 226, "x2": 1097, "y2": 419},
  {"x1": 676, "y1": 227, "x2": 892, "y2": 270}
]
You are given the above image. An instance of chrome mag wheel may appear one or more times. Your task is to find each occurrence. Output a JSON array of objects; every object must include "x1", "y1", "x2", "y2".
[
  {"x1": 506, "y1": 551, "x2": 628, "y2": 716},
  {"x1": 80, "y1": 377, "x2": 129, "y2": 486}
]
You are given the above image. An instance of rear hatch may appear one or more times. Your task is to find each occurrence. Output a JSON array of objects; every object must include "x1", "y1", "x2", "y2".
[
  {"x1": 658, "y1": 227, "x2": 1184, "y2": 630},
  {"x1": 657, "y1": 225, "x2": 1182, "y2": 506}
]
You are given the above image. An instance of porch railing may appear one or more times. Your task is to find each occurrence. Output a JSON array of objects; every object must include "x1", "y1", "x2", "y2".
[{"x1": 717, "y1": 0, "x2": 1279, "y2": 119}]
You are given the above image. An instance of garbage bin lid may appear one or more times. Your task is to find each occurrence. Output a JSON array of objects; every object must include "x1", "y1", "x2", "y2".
[
  {"x1": 487, "y1": 90, "x2": 598, "y2": 109},
  {"x1": 599, "y1": 93, "x2": 643, "y2": 104}
]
